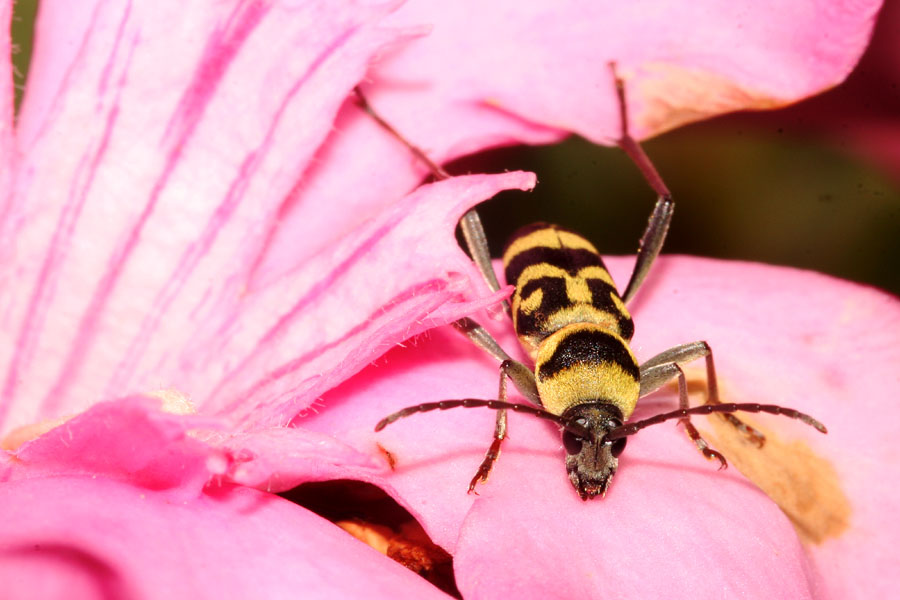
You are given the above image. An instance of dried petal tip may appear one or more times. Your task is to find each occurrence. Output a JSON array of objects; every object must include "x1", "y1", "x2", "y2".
[
  {"x1": 149, "y1": 389, "x2": 197, "y2": 415},
  {"x1": 1, "y1": 416, "x2": 71, "y2": 451}
]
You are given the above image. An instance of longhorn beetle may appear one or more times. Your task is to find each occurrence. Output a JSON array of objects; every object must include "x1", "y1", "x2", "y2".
[{"x1": 360, "y1": 66, "x2": 826, "y2": 500}]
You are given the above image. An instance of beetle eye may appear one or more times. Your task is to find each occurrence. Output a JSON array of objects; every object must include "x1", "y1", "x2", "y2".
[
  {"x1": 562, "y1": 430, "x2": 583, "y2": 455},
  {"x1": 610, "y1": 437, "x2": 627, "y2": 458}
]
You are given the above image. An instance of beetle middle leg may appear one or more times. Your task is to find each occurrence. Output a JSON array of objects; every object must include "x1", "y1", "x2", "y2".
[{"x1": 639, "y1": 341, "x2": 766, "y2": 461}]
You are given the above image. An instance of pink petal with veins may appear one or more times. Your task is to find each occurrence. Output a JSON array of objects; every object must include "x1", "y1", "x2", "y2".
[
  {"x1": 2, "y1": 0, "x2": 402, "y2": 430},
  {"x1": 251, "y1": 94, "x2": 562, "y2": 289},
  {"x1": 198, "y1": 172, "x2": 530, "y2": 429},
  {"x1": 0, "y1": 0, "x2": 534, "y2": 433},
  {"x1": 285, "y1": 256, "x2": 899, "y2": 599},
  {"x1": 0, "y1": 477, "x2": 450, "y2": 600}
]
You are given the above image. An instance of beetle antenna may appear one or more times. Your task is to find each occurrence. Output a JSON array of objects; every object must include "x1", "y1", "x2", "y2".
[
  {"x1": 605, "y1": 403, "x2": 827, "y2": 441},
  {"x1": 375, "y1": 399, "x2": 589, "y2": 436}
]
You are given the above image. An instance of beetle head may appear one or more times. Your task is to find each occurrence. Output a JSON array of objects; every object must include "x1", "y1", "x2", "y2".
[{"x1": 561, "y1": 403, "x2": 627, "y2": 500}]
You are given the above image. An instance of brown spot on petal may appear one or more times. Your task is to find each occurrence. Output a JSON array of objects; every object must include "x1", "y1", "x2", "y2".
[
  {"x1": 708, "y1": 419, "x2": 849, "y2": 544},
  {"x1": 687, "y1": 378, "x2": 851, "y2": 545},
  {"x1": 376, "y1": 443, "x2": 397, "y2": 470},
  {"x1": 633, "y1": 63, "x2": 785, "y2": 138}
]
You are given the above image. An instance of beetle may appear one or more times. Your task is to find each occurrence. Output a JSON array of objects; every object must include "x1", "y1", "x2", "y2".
[{"x1": 359, "y1": 67, "x2": 826, "y2": 499}]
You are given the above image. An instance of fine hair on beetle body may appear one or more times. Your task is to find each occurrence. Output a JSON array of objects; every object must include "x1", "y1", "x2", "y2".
[{"x1": 358, "y1": 65, "x2": 827, "y2": 500}]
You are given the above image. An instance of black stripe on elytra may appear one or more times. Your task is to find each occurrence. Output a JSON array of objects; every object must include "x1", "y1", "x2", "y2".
[
  {"x1": 514, "y1": 276, "x2": 632, "y2": 340},
  {"x1": 514, "y1": 277, "x2": 568, "y2": 338},
  {"x1": 537, "y1": 328, "x2": 639, "y2": 381},
  {"x1": 502, "y1": 222, "x2": 588, "y2": 259},
  {"x1": 505, "y1": 247, "x2": 608, "y2": 288},
  {"x1": 586, "y1": 279, "x2": 634, "y2": 340}
]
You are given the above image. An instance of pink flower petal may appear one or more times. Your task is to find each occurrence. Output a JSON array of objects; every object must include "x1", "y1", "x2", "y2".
[
  {"x1": 729, "y1": 0, "x2": 900, "y2": 180},
  {"x1": 198, "y1": 173, "x2": 531, "y2": 429},
  {"x1": 286, "y1": 256, "x2": 898, "y2": 598},
  {"x1": 1, "y1": 3, "x2": 889, "y2": 596},
  {"x1": 248, "y1": 93, "x2": 557, "y2": 290},
  {"x1": 453, "y1": 443, "x2": 813, "y2": 599},
  {"x1": 0, "y1": 476, "x2": 450, "y2": 600},
  {"x1": 6, "y1": 396, "x2": 216, "y2": 495},
  {"x1": 252, "y1": 1, "x2": 884, "y2": 306},
  {"x1": 360, "y1": 0, "x2": 880, "y2": 155},
  {"x1": 0, "y1": 0, "x2": 534, "y2": 433},
  {"x1": 2, "y1": 0, "x2": 406, "y2": 429}
]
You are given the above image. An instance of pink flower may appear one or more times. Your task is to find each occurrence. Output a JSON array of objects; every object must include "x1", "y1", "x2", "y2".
[
  {"x1": 0, "y1": 1, "x2": 892, "y2": 599},
  {"x1": 726, "y1": 0, "x2": 900, "y2": 182}
]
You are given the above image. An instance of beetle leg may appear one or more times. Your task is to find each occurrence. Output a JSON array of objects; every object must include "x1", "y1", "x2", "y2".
[
  {"x1": 608, "y1": 65, "x2": 675, "y2": 305},
  {"x1": 639, "y1": 341, "x2": 766, "y2": 447},
  {"x1": 640, "y1": 361, "x2": 727, "y2": 467},
  {"x1": 467, "y1": 358, "x2": 539, "y2": 493}
]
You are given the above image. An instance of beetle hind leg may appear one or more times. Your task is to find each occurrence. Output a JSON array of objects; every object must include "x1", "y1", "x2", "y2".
[
  {"x1": 640, "y1": 341, "x2": 766, "y2": 448},
  {"x1": 640, "y1": 360, "x2": 727, "y2": 467},
  {"x1": 696, "y1": 344, "x2": 765, "y2": 447}
]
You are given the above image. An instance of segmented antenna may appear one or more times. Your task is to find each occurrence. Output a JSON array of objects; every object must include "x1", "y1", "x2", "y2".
[
  {"x1": 375, "y1": 399, "x2": 826, "y2": 443},
  {"x1": 375, "y1": 399, "x2": 590, "y2": 438},
  {"x1": 605, "y1": 402, "x2": 827, "y2": 441}
]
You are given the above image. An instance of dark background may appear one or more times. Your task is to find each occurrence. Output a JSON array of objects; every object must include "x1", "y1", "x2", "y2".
[{"x1": 11, "y1": 1, "x2": 899, "y2": 295}]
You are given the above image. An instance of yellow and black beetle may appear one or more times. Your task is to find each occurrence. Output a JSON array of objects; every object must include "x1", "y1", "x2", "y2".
[{"x1": 361, "y1": 68, "x2": 826, "y2": 500}]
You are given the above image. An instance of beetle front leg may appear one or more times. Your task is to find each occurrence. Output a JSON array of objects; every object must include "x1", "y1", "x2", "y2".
[{"x1": 468, "y1": 359, "x2": 538, "y2": 493}]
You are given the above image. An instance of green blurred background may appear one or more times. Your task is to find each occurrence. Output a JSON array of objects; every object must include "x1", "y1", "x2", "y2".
[
  {"x1": 453, "y1": 124, "x2": 899, "y2": 295},
  {"x1": 11, "y1": 1, "x2": 899, "y2": 295}
]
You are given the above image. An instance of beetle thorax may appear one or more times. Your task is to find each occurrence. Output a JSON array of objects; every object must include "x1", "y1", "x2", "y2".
[{"x1": 534, "y1": 323, "x2": 640, "y2": 418}]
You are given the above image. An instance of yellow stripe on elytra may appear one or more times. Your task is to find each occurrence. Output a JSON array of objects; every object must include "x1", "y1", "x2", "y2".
[
  {"x1": 576, "y1": 265, "x2": 616, "y2": 289},
  {"x1": 542, "y1": 305, "x2": 624, "y2": 336},
  {"x1": 518, "y1": 287, "x2": 543, "y2": 314},
  {"x1": 503, "y1": 228, "x2": 599, "y2": 266},
  {"x1": 515, "y1": 264, "x2": 593, "y2": 304},
  {"x1": 513, "y1": 264, "x2": 619, "y2": 306}
]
